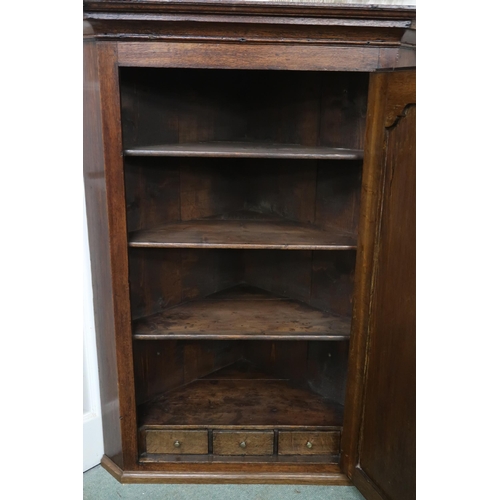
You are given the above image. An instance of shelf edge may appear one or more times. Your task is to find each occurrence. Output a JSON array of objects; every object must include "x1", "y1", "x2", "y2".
[
  {"x1": 133, "y1": 334, "x2": 350, "y2": 341},
  {"x1": 124, "y1": 150, "x2": 364, "y2": 160},
  {"x1": 128, "y1": 242, "x2": 357, "y2": 251}
]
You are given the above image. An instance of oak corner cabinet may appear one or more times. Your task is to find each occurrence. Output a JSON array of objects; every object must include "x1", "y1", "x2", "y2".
[{"x1": 83, "y1": 1, "x2": 416, "y2": 498}]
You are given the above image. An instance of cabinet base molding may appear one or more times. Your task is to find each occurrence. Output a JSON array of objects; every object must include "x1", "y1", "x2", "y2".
[{"x1": 101, "y1": 454, "x2": 351, "y2": 485}]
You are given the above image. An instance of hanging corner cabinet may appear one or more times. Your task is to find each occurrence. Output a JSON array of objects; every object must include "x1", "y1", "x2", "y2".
[{"x1": 83, "y1": 2, "x2": 416, "y2": 499}]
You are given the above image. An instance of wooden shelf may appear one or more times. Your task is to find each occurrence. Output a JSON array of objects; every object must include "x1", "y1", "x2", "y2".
[
  {"x1": 138, "y1": 361, "x2": 344, "y2": 429},
  {"x1": 133, "y1": 284, "x2": 351, "y2": 341},
  {"x1": 123, "y1": 141, "x2": 364, "y2": 160},
  {"x1": 128, "y1": 211, "x2": 357, "y2": 250}
]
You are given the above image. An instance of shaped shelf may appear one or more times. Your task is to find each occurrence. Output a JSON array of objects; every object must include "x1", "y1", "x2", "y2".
[
  {"x1": 138, "y1": 361, "x2": 344, "y2": 429},
  {"x1": 128, "y1": 211, "x2": 357, "y2": 251},
  {"x1": 133, "y1": 284, "x2": 352, "y2": 341}
]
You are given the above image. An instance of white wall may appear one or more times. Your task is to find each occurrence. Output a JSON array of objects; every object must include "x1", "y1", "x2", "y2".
[{"x1": 83, "y1": 192, "x2": 104, "y2": 472}]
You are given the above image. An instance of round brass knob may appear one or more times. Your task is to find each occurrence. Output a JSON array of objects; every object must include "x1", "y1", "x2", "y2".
[
  {"x1": 240, "y1": 441, "x2": 247, "y2": 449},
  {"x1": 174, "y1": 440, "x2": 181, "y2": 448},
  {"x1": 306, "y1": 441, "x2": 313, "y2": 449}
]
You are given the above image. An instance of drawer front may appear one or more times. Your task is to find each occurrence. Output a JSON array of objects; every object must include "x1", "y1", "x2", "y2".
[
  {"x1": 278, "y1": 431, "x2": 340, "y2": 455},
  {"x1": 144, "y1": 430, "x2": 208, "y2": 454},
  {"x1": 213, "y1": 430, "x2": 274, "y2": 456}
]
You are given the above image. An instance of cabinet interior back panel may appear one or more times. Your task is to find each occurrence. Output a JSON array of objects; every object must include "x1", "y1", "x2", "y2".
[
  {"x1": 134, "y1": 340, "x2": 349, "y2": 408},
  {"x1": 128, "y1": 248, "x2": 356, "y2": 321},
  {"x1": 119, "y1": 68, "x2": 369, "y2": 150},
  {"x1": 124, "y1": 158, "x2": 362, "y2": 235}
]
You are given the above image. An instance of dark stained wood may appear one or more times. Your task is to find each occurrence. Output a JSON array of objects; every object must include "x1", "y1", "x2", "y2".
[
  {"x1": 139, "y1": 378, "x2": 343, "y2": 427},
  {"x1": 357, "y1": 105, "x2": 416, "y2": 500},
  {"x1": 102, "y1": 452, "x2": 351, "y2": 484},
  {"x1": 84, "y1": 1, "x2": 415, "y2": 22},
  {"x1": 129, "y1": 248, "x2": 356, "y2": 326},
  {"x1": 306, "y1": 341, "x2": 350, "y2": 405},
  {"x1": 128, "y1": 216, "x2": 357, "y2": 250},
  {"x1": 123, "y1": 158, "x2": 181, "y2": 233},
  {"x1": 213, "y1": 431, "x2": 274, "y2": 456},
  {"x1": 181, "y1": 249, "x2": 243, "y2": 303},
  {"x1": 128, "y1": 248, "x2": 182, "y2": 320},
  {"x1": 351, "y1": 468, "x2": 386, "y2": 500},
  {"x1": 133, "y1": 284, "x2": 351, "y2": 341},
  {"x1": 85, "y1": 0, "x2": 416, "y2": 488},
  {"x1": 95, "y1": 42, "x2": 139, "y2": 470},
  {"x1": 202, "y1": 359, "x2": 282, "y2": 380},
  {"x1": 139, "y1": 453, "x2": 339, "y2": 464},
  {"x1": 310, "y1": 251, "x2": 357, "y2": 317},
  {"x1": 88, "y1": 20, "x2": 406, "y2": 46},
  {"x1": 341, "y1": 71, "x2": 396, "y2": 477},
  {"x1": 84, "y1": 32, "x2": 124, "y2": 468},
  {"x1": 118, "y1": 41, "x2": 401, "y2": 71},
  {"x1": 138, "y1": 370, "x2": 344, "y2": 428},
  {"x1": 119, "y1": 69, "x2": 368, "y2": 151},
  {"x1": 278, "y1": 431, "x2": 340, "y2": 456},
  {"x1": 244, "y1": 250, "x2": 356, "y2": 317},
  {"x1": 123, "y1": 157, "x2": 363, "y2": 238},
  {"x1": 133, "y1": 340, "x2": 242, "y2": 405},
  {"x1": 341, "y1": 70, "x2": 415, "y2": 500},
  {"x1": 124, "y1": 142, "x2": 363, "y2": 160},
  {"x1": 236, "y1": 341, "x2": 349, "y2": 406},
  {"x1": 383, "y1": 72, "x2": 417, "y2": 128},
  {"x1": 128, "y1": 248, "x2": 242, "y2": 320},
  {"x1": 341, "y1": 72, "x2": 391, "y2": 479},
  {"x1": 145, "y1": 430, "x2": 208, "y2": 454},
  {"x1": 179, "y1": 163, "x2": 244, "y2": 222},
  {"x1": 314, "y1": 162, "x2": 363, "y2": 235}
]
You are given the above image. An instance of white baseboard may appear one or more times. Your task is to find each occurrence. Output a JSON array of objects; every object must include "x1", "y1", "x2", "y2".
[{"x1": 83, "y1": 411, "x2": 104, "y2": 471}]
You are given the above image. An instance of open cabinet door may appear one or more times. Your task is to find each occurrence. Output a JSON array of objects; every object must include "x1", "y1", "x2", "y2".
[{"x1": 342, "y1": 70, "x2": 416, "y2": 500}]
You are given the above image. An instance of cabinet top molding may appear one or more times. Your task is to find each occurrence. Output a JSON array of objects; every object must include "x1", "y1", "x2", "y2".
[
  {"x1": 84, "y1": 1, "x2": 415, "y2": 73},
  {"x1": 83, "y1": 0, "x2": 416, "y2": 20}
]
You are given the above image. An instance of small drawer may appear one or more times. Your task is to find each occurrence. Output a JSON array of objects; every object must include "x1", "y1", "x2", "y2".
[
  {"x1": 213, "y1": 430, "x2": 274, "y2": 456},
  {"x1": 278, "y1": 431, "x2": 340, "y2": 455},
  {"x1": 144, "y1": 430, "x2": 208, "y2": 454}
]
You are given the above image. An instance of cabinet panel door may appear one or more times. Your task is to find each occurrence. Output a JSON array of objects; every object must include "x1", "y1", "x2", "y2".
[{"x1": 342, "y1": 70, "x2": 415, "y2": 500}]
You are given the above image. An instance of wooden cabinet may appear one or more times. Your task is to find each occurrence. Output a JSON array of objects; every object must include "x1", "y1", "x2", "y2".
[{"x1": 83, "y1": 2, "x2": 415, "y2": 498}]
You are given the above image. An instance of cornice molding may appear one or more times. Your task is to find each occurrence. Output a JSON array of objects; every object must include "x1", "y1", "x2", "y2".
[{"x1": 83, "y1": 1, "x2": 416, "y2": 20}]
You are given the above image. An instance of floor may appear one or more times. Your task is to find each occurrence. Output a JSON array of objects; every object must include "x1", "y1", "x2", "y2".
[{"x1": 83, "y1": 465, "x2": 365, "y2": 500}]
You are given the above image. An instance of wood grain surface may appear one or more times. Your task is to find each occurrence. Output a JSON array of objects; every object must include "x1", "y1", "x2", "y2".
[
  {"x1": 341, "y1": 70, "x2": 415, "y2": 500},
  {"x1": 119, "y1": 69, "x2": 368, "y2": 151},
  {"x1": 84, "y1": 0, "x2": 415, "y2": 486},
  {"x1": 145, "y1": 430, "x2": 208, "y2": 454},
  {"x1": 356, "y1": 104, "x2": 416, "y2": 500},
  {"x1": 279, "y1": 431, "x2": 340, "y2": 456},
  {"x1": 133, "y1": 284, "x2": 352, "y2": 340},
  {"x1": 129, "y1": 217, "x2": 357, "y2": 250},
  {"x1": 84, "y1": 34, "x2": 124, "y2": 468},
  {"x1": 213, "y1": 431, "x2": 274, "y2": 456},
  {"x1": 102, "y1": 453, "x2": 351, "y2": 484},
  {"x1": 124, "y1": 142, "x2": 363, "y2": 160},
  {"x1": 138, "y1": 370, "x2": 344, "y2": 428},
  {"x1": 118, "y1": 42, "x2": 386, "y2": 72}
]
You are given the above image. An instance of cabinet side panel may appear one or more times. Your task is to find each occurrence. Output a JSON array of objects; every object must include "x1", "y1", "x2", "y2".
[
  {"x1": 341, "y1": 70, "x2": 415, "y2": 500},
  {"x1": 96, "y1": 42, "x2": 138, "y2": 469},
  {"x1": 83, "y1": 36, "x2": 123, "y2": 466},
  {"x1": 359, "y1": 105, "x2": 415, "y2": 500},
  {"x1": 341, "y1": 70, "x2": 390, "y2": 478}
]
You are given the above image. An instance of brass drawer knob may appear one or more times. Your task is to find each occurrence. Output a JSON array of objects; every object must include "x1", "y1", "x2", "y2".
[
  {"x1": 306, "y1": 441, "x2": 313, "y2": 449},
  {"x1": 174, "y1": 440, "x2": 181, "y2": 448},
  {"x1": 239, "y1": 441, "x2": 247, "y2": 449}
]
